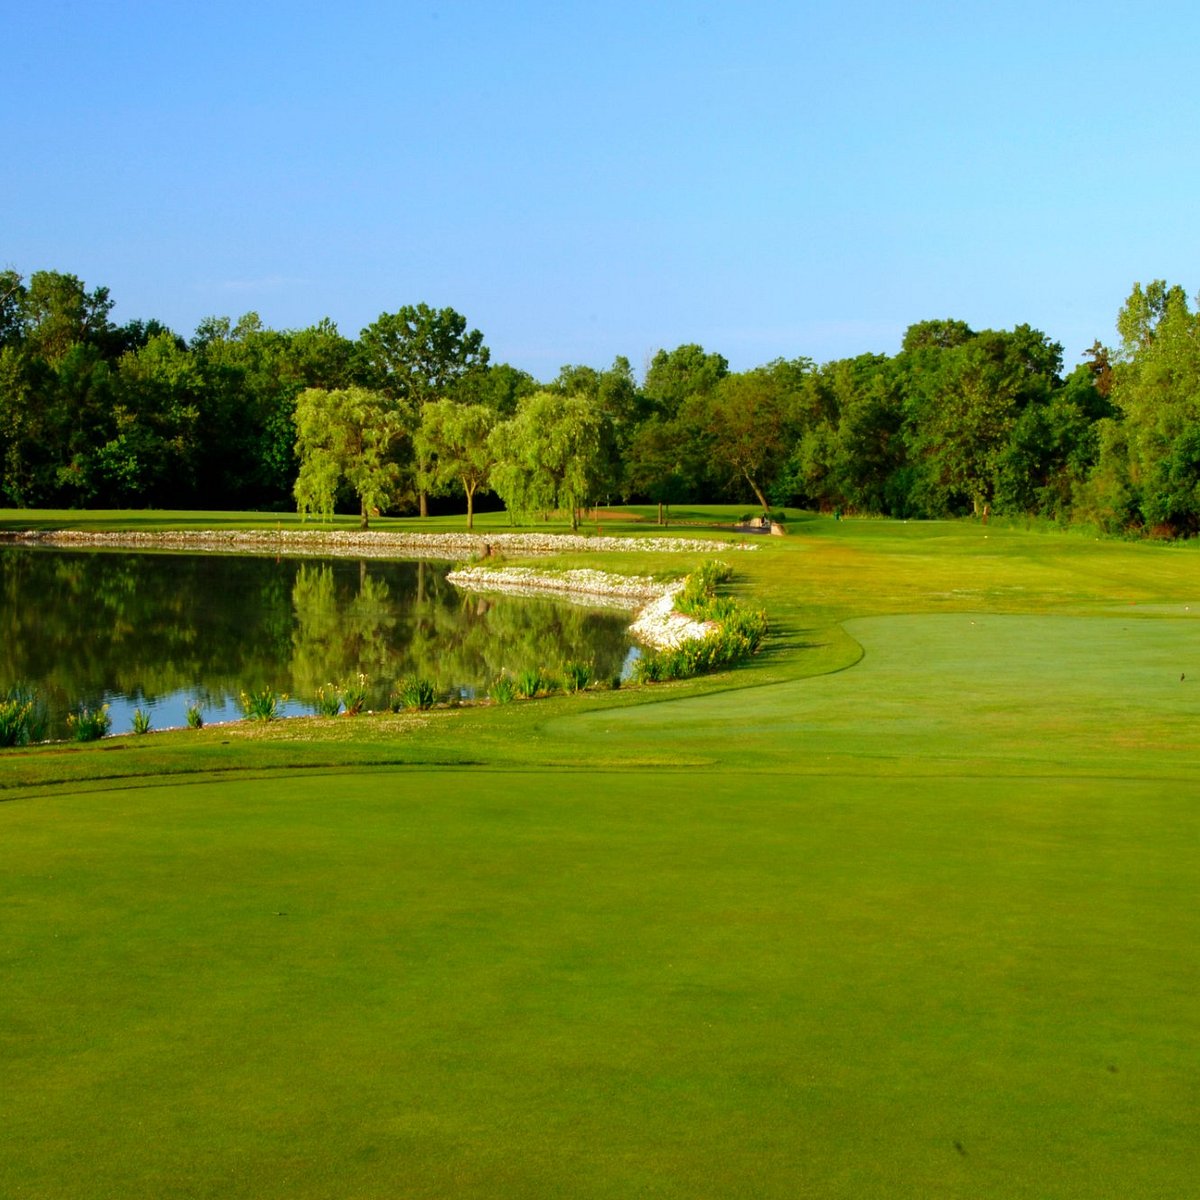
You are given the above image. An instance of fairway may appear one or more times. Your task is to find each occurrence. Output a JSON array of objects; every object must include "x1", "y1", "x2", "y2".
[{"x1": 3, "y1": 517, "x2": 1199, "y2": 1198}]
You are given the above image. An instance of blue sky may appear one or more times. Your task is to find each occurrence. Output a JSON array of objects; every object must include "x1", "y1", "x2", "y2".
[{"x1": 5, "y1": 0, "x2": 1199, "y2": 379}]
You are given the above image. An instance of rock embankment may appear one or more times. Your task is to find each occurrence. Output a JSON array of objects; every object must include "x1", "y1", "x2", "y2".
[
  {"x1": 1, "y1": 528, "x2": 756, "y2": 559},
  {"x1": 446, "y1": 566, "x2": 712, "y2": 649}
]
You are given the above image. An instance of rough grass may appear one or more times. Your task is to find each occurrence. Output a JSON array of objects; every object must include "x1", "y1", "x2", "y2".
[{"x1": 2, "y1": 509, "x2": 1200, "y2": 1198}]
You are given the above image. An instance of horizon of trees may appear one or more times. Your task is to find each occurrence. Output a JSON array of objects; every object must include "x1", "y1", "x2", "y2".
[{"x1": 4, "y1": 266, "x2": 1200, "y2": 537}]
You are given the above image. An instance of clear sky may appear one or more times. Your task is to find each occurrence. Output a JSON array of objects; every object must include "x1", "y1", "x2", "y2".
[{"x1": 6, "y1": 0, "x2": 1199, "y2": 380}]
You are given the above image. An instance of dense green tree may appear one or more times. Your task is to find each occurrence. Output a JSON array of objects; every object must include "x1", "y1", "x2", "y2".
[
  {"x1": 625, "y1": 416, "x2": 691, "y2": 523},
  {"x1": 552, "y1": 356, "x2": 646, "y2": 501},
  {"x1": 20, "y1": 270, "x2": 114, "y2": 366},
  {"x1": 459, "y1": 362, "x2": 536, "y2": 416},
  {"x1": 994, "y1": 364, "x2": 1110, "y2": 518},
  {"x1": 643, "y1": 343, "x2": 728, "y2": 419},
  {"x1": 287, "y1": 319, "x2": 358, "y2": 392},
  {"x1": 0, "y1": 271, "x2": 27, "y2": 348},
  {"x1": 359, "y1": 304, "x2": 490, "y2": 515},
  {"x1": 188, "y1": 314, "x2": 298, "y2": 505},
  {"x1": 699, "y1": 368, "x2": 801, "y2": 512},
  {"x1": 900, "y1": 318, "x2": 975, "y2": 353},
  {"x1": 111, "y1": 331, "x2": 204, "y2": 503},
  {"x1": 902, "y1": 325, "x2": 1063, "y2": 517},
  {"x1": 1092, "y1": 282, "x2": 1200, "y2": 534}
]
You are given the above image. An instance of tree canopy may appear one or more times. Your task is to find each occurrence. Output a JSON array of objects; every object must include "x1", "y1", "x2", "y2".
[
  {"x1": 9, "y1": 263, "x2": 1200, "y2": 540},
  {"x1": 294, "y1": 387, "x2": 411, "y2": 528}
]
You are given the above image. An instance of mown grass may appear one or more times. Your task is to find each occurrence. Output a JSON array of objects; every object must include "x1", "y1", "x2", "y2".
[{"x1": 2, "y1": 509, "x2": 1199, "y2": 1198}]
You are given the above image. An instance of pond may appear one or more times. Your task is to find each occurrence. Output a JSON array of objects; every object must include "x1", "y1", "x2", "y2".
[{"x1": 0, "y1": 547, "x2": 635, "y2": 738}]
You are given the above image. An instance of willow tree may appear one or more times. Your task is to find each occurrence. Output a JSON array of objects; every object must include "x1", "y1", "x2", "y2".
[
  {"x1": 415, "y1": 400, "x2": 497, "y2": 530},
  {"x1": 293, "y1": 386, "x2": 410, "y2": 528},
  {"x1": 488, "y1": 391, "x2": 604, "y2": 529}
]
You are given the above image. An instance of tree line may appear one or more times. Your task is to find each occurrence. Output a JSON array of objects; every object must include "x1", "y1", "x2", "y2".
[{"x1": 4, "y1": 267, "x2": 1200, "y2": 535}]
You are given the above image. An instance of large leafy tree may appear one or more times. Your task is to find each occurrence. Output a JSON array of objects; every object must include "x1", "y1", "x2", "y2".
[
  {"x1": 358, "y1": 304, "x2": 490, "y2": 516},
  {"x1": 643, "y1": 343, "x2": 728, "y2": 419},
  {"x1": 415, "y1": 400, "x2": 498, "y2": 530},
  {"x1": 551, "y1": 356, "x2": 646, "y2": 501},
  {"x1": 0, "y1": 271, "x2": 124, "y2": 505},
  {"x1": 489, "y1": 392, "x2": 605, "y2": 529},
  {"x1": 625, "y1": 416, "x2": 692, "y2": 524},
  {"x1": 697, "y1": 365, "x2": 803, "y2": 512},
  {"x1": 293, "y1": 386, "x2": 412, "y2": 528},
  {"x1": 111, "y1": 331, "x2": 203, "y2": 504},
  {"x1": 1090, "y1": 281, "x2": 1200, "y2": 534},
  {"x1": 20, "y1": 270, "x2": 114, "y2": 366},
  {"x1": 901, "y1": 324, "x2": 1063, "y2": 517}
]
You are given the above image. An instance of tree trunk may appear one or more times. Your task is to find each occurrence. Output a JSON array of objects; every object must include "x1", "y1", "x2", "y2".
[
  {"x1": 657, "y1": 501, "x2": 664, "y2": 526},
  {"x1": 466, "y1": 482, "x2": 475, "y2": 531},
  {"x1": 419, "y1": 490, "x2": 428, "y2": 518},
  {"x1": 360, "y1": 497, "x2": 370, "y2": 530},
  {"x1": 745, "y1": 471, "x2": 769, "y2": 514}
]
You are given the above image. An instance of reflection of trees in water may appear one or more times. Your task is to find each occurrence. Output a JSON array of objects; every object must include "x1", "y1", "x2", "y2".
[
  {"x1": 1, "y1": 548, "x2": 630, "y2": 729},
  {"x1": 289, "y1": 559, "x2": 629, "y2": 704},
  {"x1": 290, "y1": 563, "x2": 401, "y2": 702},
  {"x1": 0, "y1": 549, "x2": 297, "y2": 726}
]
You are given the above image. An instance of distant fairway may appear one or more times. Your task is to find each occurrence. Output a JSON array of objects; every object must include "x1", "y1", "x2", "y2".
[
  {"x1": 2, "y1": 512, "x2": 1198, "y2": 1198},
  {"x1": 557, "y1": 611, "x2": 1200, "y2": 778}
]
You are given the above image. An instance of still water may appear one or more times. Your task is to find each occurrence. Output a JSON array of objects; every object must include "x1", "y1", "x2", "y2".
[{"x1": 1, "y1": 548, "x2": 634, "y2": 737}]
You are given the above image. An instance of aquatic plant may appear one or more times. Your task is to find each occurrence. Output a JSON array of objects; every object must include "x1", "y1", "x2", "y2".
[
  {"x1": 239, "y1": 689, "x2": 286, "y2": 722},
  {"x1": 562, "y1": 661, "x2": 593, "y2": 693},
  {"x1": 338, "y1": 673, "x2": 369, "y2": 716},
  {"x1": 514, "y1": 668, "x2": 544, "y2": 699},
  {"x1": 67, "y1": 704, "x2": 111, "y2": 742},
  {"x1": 392, "y1": 677, "x2": 437, "y2": 711}
]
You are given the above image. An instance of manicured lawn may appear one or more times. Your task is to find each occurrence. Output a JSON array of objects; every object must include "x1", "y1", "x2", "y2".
[{"x1": 2, "y1": 511, "x2": 1199, "y2": 1197}]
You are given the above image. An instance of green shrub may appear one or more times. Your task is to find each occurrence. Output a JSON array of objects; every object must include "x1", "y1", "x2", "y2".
[
  {"x1": 131, "y1": 708, "x2": 153, "y2": 735},
  {"x1": 239, "y1": 689, "x2": 286, "y2": 722},
  {"x1": 514, "y1": 668, "x2": 544, "y2": 699},
  {"x1": 487, "y1": 675, "x2": 516, "y2": 705},
  {"x1": 0, "y1": 684, "x2": 47, "y2": 747},
  {"x1": 313, "y1": 685, "x2": 342, "y2": 717},
  {"x1": 632, "y1": 653, "x2": 664, "y2": 684},
  {"x1": 0, "y1": 698, "x2": 31, "y2": 747},
  {"x1": 67, "y1": 704, "x2": 111, "y2": 742},
  {"x1": 674, "y1": 559, "x2": 734, "y2": 617},
  {"x1": 185, "y1": 703, "x2": 204, "y2": 730},
  {"x1": 562, "y1": 661, "x2": 593, "y2": 693},
  {"x1": 393, "y1": 677, "x2": 437, "y2": 711}
]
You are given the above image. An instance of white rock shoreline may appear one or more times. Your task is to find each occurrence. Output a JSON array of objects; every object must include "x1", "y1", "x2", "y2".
[
  {"x1": 447, "y1": 566, "x2": 713, "y2": 649},
  {"x1": 1, "y1": 528, "x2": 757, "y2": 559}
]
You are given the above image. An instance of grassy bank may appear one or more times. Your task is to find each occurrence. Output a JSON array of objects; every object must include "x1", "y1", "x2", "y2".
[{"x1": 3, "y1": 509, "x2": 1198, "y2": 1198}]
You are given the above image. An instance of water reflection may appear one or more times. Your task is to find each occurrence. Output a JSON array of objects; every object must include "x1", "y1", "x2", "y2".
[{"x1": 1, "y1": 548, "x2": 632, "y2": 737}]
